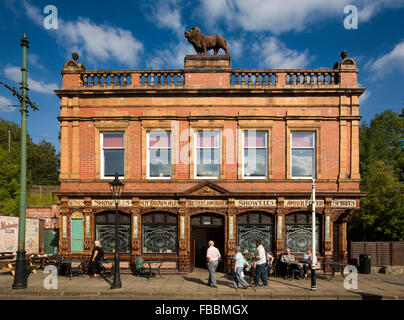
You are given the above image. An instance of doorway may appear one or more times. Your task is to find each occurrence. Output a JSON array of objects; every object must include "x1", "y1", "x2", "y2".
[{"x1": 190, "y1": 213, "x2": 225, "y2": 272}]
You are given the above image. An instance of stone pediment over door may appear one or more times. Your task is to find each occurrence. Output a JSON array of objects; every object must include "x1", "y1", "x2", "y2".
[{"x1": 183, "y1": 181, "x2": 229, "y2": 197}]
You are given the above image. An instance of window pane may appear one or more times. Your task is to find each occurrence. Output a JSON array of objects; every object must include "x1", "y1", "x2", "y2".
[
  {"x1": 142, "y1": 225, "x2": 177, "y2": 253},
  {"x1": 292, "y1": 149, "x2": 313, "y2": 177},
  {"x1": 197, "y1": 149, "x2": 219, "y2": 177},
  {"x1": 197, "y1": 149, "x2": 220, "y2": 164},
  {"x1": 285, "y1": 225, "x2": 320, "y2": 253},
  {"x1": 104, "y1": 149, "x2": 124, "y2": 176},
  {"x1": 103, "y1": 134, "x2": 123, "y2": 148},
  {"x1": 237, "y1": 225, "x2": 273, "y2": 253},
  {"x1": 244, "y1": 131, "x2": 266, "y2": 148},
  {"x1": 149, "y1": 149, "x2": 171, "y2": 177},
  {"x1": 244, "y1": 149, "x2": 266, "y2": 176},
  {"x1": 96, "y1": 225, "x2": 131, "y2": 253},
  {"x1": 292, "y1": 132, "x2": 313, "y2": 148},
  {"x1": 196, "y1": 131, "x2": 219, "y2": 148},
  {"x1": 197, "y1": 164, "x2": 220, "y2": 177},
  {"x1": 149, "y1": 131, "x2": 170, "y2": 148}
]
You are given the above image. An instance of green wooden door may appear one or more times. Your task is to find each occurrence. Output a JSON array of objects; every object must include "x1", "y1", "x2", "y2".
[
  {"x1": 44, "y1": 229, "x2": 59, "y2": 254},
  {"x1": 71, "y1": 213, "x2": 84, "y2": 251}
]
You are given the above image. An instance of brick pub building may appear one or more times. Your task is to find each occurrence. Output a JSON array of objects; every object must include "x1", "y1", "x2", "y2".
[{"x1": 56, "y1": 50, "x2": 365, "y2": 273}]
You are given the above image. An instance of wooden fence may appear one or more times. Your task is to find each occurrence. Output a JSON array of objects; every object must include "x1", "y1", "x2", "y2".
[
  {"x1": 350, "y1": 242, "x2": 404, "y2": 266},
  {"x1": 28, "y1": 185, "x2": 60, "y2": 194}
]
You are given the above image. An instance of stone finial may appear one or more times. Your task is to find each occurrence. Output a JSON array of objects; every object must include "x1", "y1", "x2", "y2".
[
  {"x1": 62, "y1": 52, "x2": 85, "y2": 73},
  {"x1": 341, "y1": 50, "x2": 348, "y2": 60},
  {"x1": 72, "y1": 52, "x2": 79, "y2": 61}
]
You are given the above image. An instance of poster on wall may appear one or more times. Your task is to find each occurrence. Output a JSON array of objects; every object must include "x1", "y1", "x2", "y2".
[
  {"x1": 0, "y1": 216, "x2": 18, "y2": 253},
  {"x1": 0, "y1": 216, "x2": 40, "y2": 254},
  {"x1": 25, "y1": 218, "x2": 39, "y2": 254}
]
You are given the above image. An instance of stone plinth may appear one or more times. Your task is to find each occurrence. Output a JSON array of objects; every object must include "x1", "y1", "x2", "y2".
[{"x1": 184, "y1": 55, "x2": 231, "y2": 69}]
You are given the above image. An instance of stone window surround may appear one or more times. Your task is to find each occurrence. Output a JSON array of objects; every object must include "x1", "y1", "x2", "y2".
[
  {"x1": 286, "y1": 121, "x2": 321, "y2": 180},
  {"x1": 94, "y1": 121, "x2": 129, "y2": 180},
  {"x1": 238, "y1": 120, "x2": 273, "y2": 180}
]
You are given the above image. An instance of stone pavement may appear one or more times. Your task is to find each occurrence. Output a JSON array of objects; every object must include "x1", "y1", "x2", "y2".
[{"x1": 0, "y1": 269, "x2": 403, "y2": 300}]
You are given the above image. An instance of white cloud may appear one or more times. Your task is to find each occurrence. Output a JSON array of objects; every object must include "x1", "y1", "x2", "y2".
[
  {"x1": 29, "y1": 53, "x2": 44, "y2": 69},
  {"x1": 3, "y1": 66, "x2": 58, "y2": 94},
  {"x1": 22, "y1": 0, "x2": 143, "y2": 68},
  {"x1": 358, "y1": 83, "x2": 371, "y2": 104},
  {"x1": 144, "y1": 0, "x2": 184, "y2": 35},
  {"x1": 198, "y1": 0, "x2": 404, "y2": 34},
  {"x1": 253, "y1": 37, "x2": 311, "y2": 68},
  {"x1": 147, "y1": 40, "x2": 194, "y2": 69},
  {"x1": 0, "y1": 96, "x2": 16, "y2": 112},
  {"x1": 368, "y1": 40, "x2": 404, "y2": 76}
]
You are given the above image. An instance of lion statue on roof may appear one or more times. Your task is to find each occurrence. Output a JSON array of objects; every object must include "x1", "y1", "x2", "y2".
[{"x1": 185, "y1": 26, "x2": 229, "y2": 56}]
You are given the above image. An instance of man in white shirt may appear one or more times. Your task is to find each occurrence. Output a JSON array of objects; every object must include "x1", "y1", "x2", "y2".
[
  {"x1": 206, "y1": 240, "x2": 221, "y2": 287},
  {"x1": 253, "y1": 239, "x2": 268, "y2": 287}
]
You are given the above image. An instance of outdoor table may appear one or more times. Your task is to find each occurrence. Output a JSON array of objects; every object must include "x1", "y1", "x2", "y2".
[
  {"x1": 0, "y1": 259, "x2": 15, "y2": 275},
  {"x1": 101, "y1": 259, "x2": 115, "y2": 275},
  {"x1": 143, "y1": 260, "x2": 163, "y2": 280},
  {"x1": 65, "y1": 259, "x2": 86, "y2": 280},
  {"x1": 0, "y1": 252, "x2": 14, "y2": 260},
  {"x1": 324, "y1": 261, "x2": 350, "y2": 281}
]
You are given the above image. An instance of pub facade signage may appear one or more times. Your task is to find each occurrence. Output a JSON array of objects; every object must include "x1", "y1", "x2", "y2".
[
  {"x1": 66, "y1": 198, "x2": 356, "y2": 209},
  {"x1": 235, "y1": 199, "x2": 277, "y2": 207}
]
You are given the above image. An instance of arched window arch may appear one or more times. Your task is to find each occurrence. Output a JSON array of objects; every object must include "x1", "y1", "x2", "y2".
[
  {"x1": 236, "y1": 211, "x2": 274, "y2": 254},
  {"x1": 285, "y1": 211, "x2": 321, "y2": 254},
  {"x1": 142, "y1": 212, "x2": 177, "y2": 254}
]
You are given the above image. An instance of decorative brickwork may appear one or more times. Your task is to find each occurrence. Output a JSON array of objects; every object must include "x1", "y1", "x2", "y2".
[{"x1": 56, "y1": 52, "x2": 365, "y2": 273}]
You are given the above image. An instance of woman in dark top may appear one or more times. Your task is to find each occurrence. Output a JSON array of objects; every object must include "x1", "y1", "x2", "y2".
[{"x1": 89, "y1": 241, "x2": 104, "y2": 279}]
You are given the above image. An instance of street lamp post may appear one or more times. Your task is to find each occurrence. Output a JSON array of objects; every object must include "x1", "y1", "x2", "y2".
[
  {"x1": 311, "y1": 178, "x2": 317, "y2": 291},
  {"x1": 12, "y1": 34, "x2": 30, "y2": 289},
  {"x1": 109, "y1": 172, "x2": 124, "y2": 289}
]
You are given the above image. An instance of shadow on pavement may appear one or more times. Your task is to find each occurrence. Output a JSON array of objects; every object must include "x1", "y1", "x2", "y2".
[{"x1": 348, "y1": 291, "x2": 383, "y2": 300}]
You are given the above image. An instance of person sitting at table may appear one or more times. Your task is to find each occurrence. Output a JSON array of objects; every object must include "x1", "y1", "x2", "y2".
[
  {"x1": 300, "y1": 248, "x2": 317, "y2": 278},
  {"x1": 89, "y1": 241, "x2": 104, "y2": 279},
  {"x1": 280, "y1": 248, "x2": 303, "y2": 279}
]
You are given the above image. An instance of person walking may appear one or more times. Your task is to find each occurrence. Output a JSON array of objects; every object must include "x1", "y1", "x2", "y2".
[
  {"x1": 89, "y1": 240, "x2": 104, "y2": 279},
  {"x1": 253, "y1": 239, "x2": 268, "y2": 287},
  {"x1": 233, "y1": 246, "x2": 249, "y2": 289},
  {"x1": 206, "y1": 240, "x2": 221, "y2": 287}
]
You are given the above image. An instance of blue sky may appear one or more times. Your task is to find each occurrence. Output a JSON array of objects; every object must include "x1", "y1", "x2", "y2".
[{"x1": 0, "y1": 0, "x2": 404, "y2": 153}]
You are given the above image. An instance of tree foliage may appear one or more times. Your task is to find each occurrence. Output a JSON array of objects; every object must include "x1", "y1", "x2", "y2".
[
  {"x1": 0, "y1": 118, "x2": 59, "y2": 216},
  {"x1": 350, "y1": 109, "x2": 404, "y2": 241}
]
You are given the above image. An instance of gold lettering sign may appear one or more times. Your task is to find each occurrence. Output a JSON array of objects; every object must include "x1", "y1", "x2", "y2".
[
  {"x1": 331, "y1": 200, "x2": 356, "y2": 208},
  {"x1": 284, "y1": 200, "x2": 324, "y2": 208},
  {"x1": 91, "y1": 200, "x2": 132, "y2": 207},
  {"x1": 140, "y1": 200, "x2": 179, "y2": 207},
  {"x1": 186, "y1": 200, "x2": 227, "y2": 207},
  {"x1": 235, "y1": 199, "x2": 276, "y2": 207},
  {"x1": 68, "y1": 199, "x2": 85, "y2": 207}
]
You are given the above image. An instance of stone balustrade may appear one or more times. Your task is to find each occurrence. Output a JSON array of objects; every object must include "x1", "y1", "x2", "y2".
[
  {"x1": 286, "y1": 70, "x2": 339, "y2": 86},
  {"x1": 80, "y1": 70, "x2": 185, "y2": 88},
  {"x1": 78, "y1": 69, "x2": 342, "y2": 88}
]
